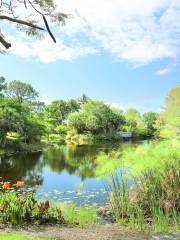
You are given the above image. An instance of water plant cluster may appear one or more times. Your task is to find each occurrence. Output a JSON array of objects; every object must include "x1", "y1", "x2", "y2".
[
  {"x1": 0, "y1": 181, "x2": 98, "y2": 226},
  {"x1": 96, "y1": 140, "x2": 180, "y2": 232}
]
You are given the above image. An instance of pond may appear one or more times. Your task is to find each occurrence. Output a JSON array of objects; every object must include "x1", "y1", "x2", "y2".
[{"x1": 0, "y1": 141, "x2": 142, "y2": 205}]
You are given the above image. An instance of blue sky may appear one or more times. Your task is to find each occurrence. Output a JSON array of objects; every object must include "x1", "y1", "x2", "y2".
[
  {"x1": 0, "y1": 53, "x2": 179, "y2": 113},
  {"x1": 0, "y1": 0, "x2": 180, "y2": 112}
]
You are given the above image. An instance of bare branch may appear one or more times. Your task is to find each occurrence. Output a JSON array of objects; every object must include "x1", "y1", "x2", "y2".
[
  {"x1": 0, "y1": 15, "x2": 45, "y2": 31},
  {"x1": 43, "y1": 15, "x2": 56, "y2": 43}
]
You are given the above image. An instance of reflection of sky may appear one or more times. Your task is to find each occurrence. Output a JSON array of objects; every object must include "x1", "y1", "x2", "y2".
[{"x1": 37, "y1": 167, "x2": 106, "y2": 205}]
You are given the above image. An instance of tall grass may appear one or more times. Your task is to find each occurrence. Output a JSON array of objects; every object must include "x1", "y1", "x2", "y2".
[
  {"x1": 62, "y1": 203, "x2": 98, "y2": 227},
  {"x1": 97, "y1": 140, "x2": 180, "y2": 232}
]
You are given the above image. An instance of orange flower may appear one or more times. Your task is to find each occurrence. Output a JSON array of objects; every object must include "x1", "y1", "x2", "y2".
[
  {"x1": 16, "y1": 181, "x2": 25, "y2": 188},
  {"x1": 2, "y1": 182, "x2": 11, "y2": 190}
]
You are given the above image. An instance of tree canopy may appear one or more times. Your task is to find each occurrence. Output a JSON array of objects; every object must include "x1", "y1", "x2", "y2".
[
  {"x1": 156, "y1": 85, "x2": 180, "y2": 139},
  {"x1": 5, "y1": 80, "x2": 39, "y2": 103},
  {"x1": 0, "y1": 75, "x2": 178, "y2": 150},
  {"x1": 68, "y1": 101, "x2": 125, "y2": 134}
]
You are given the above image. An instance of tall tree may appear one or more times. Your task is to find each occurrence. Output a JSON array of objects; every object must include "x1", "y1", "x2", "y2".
[
  {"x1": 78, "y1": 94, "x2": 91, "y2": 106},
  {"x1": 0, "y1": 76, "x2": 6, "y2": 98},
  {"x1": 5, "y1": 80, "x2": 38, "y2": 103},
  {"x1": 68, "y1": 101, "x2": 125, "y2": 134},
  {"x1": 124, "y1": 108, "x2": 146, "y2": 136},
  {"x1": 157, "y1": 85, "x2": 180, "y2": 139},
  {"x1": 143, "y1": 112, "x2": 158, "y2": 137}
]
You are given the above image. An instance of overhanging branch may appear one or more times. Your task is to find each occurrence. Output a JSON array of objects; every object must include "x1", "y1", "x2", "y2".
[
  {"x1": 0, "y1": 15, "x2": 45, "y2": 31},
  {"x1": 0, "y1": 34, "x2": 11, "y2": 49}
]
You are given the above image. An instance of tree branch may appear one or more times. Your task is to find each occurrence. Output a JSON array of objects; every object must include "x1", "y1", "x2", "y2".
[
  {"x1": 43, "y1": 15, "x2": 56, "y2": 43},
  {"x1": 0, "y1": 34, "x2": 11, "y2": 49},
  {"x1": 0, "y1": 15, "x2": 45, "y2": 31}
]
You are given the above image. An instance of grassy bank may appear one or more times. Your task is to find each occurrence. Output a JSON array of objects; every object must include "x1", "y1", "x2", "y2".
[
  {"x1": 0, "y1": 233, "x2": 50, "y2": 240},
  {"x1": 96, "y1": 140, "x2": 180, "y2": 232}
]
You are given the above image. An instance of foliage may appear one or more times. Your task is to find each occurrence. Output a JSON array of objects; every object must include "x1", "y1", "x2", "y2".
[
  {"x1": 143, "y1": 112, "x2": 158, "y2": 137},
  {"x1": 62, "y1": 203, "x2": 98, "y2": 227},
  {"x1": 78, "y1": 94, "x2": 91, "y2": 106},
  {"x1": 124, "y1": 108, "x2": 146, "y2": 137},
  {"x1": 68, "y1": 101, "x2": 125, "y2": 135},
  {"x1": 0, "y1": 181, "x2": 64, "y2": 225},
  {"x1": 97, "y1": 140, "x2": 180, "y2": 231},
  {"x1": 1, "y1": 75, "x2": 178, "y2": 151},
  {"x1": 0, "y1": 180, "x2": 98, "y2": 227},
  {"x1": 156, "y1": 85, "x2": 180, "y2": 139},
  {"x1": 45, "y1": 99, "x2": 80, "y2": 126},
  {"x1": 5, "y1": 80, "x2": 39, "y2": 104},
  {"x1": 0, "y1": 0, "x2": 68, "y2": 50},
  {"x1": 0, "y1": 76, "x2": 7, "y2": 98}
]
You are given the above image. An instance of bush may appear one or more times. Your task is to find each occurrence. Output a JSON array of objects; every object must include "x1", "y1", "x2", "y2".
[
  {"x1": 0, "y1": 181, "x2": 64, "y2": 225},
  {"x1": 0, "y1": 181, "x2": 98, "y2": 227}
]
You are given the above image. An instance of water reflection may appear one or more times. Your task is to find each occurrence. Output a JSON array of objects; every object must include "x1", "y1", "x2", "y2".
[
  {"x1": 0, "y1": 142, "x2": 137, "y2": 204},
  {"x1": 43, "y1": 145, "x2": 102, "y2": 180},
  {"x1": 0, "y1": 152, "x2": 44, "y2": 186}
]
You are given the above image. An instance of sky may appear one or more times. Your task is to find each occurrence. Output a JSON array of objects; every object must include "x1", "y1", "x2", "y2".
[{"x1": 0, "y1": 0, "x2": 180, "y2": 113}]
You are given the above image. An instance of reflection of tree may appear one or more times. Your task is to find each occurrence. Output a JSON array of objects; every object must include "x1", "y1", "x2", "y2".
[
  {"x1": 0, "y1": 152, "x2": 44, "y2": 186},
  {"x1": 44, "y1": 145, "x2": 119, "y2": 180},
  {"x1": 43, "y1": 144, "x2": 114, "y2": 180},
  {"x1": 0, "y1": 143, "x2": 127, "y2": 186}
]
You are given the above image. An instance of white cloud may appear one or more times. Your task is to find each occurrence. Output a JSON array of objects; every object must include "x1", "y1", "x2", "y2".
[
  {"x1": 39, "y1": 95, "x2": 52, "y2": 104},
  {"x1": 6, "y1": 33, "x2": 97, "y2": 63},
  {"x1": 155, "y1": 62, "x2": 178, "y2": 75},
  {"x1": 107, "y1": 102, "x2": 147, "y2": 113},
  {"x1": 3, "y1": 0, "x2": 180, "y2": 65}
]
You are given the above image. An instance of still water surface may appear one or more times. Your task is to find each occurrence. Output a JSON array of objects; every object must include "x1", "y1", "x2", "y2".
[{"x1": 0, "y1": 142, "x2": 140, "y2": 205}]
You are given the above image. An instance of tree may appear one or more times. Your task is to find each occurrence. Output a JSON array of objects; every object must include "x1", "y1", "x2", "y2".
[
  {"x1": 68, "y1": 101, "x2": 125, "y2": 134},
  {"x1": 5, "y1": 80, "x2": 38, "y2": 103},
  {"x1": 46, "y1": 100, "x2": 69, "y2": 126},
  {"x1": 0, "y1": 76, "x2": 7, "y2": 98},
  {"x1": 68, "y1": 112, "x2": 86, "y2": 134},
  {"x1": 0, "y1": 0, "x2": 68, "y2": 50},
  {"x1": 46, "y1": 99, "x2": 80, "y2": 127},
  {"x1": 143, "y1": 112, "x2": 158, "y2": 137},
  {"x1": 67, "y1": 99, "x2": 80, "y2": 113},
  {"x1": 0, "y1": 98, "x2": 24, "y2": 146},
  {"x1": 156, "y1": 85, "x2": 180, "y2": 139},
  {"x1": 126, "y1": 108, "x2": 141, "y2": 120},
  {"x1": 125, "y1": 108, "x2": 146, "y2": 137},
  {"x1": 78, "y1": 94, "x2": 91, "y2": 106}
]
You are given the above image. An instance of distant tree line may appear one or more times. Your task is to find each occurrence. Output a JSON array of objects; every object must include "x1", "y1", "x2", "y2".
[{"x1": 0, "y1": 76, "x2": 179, "y2": 150}]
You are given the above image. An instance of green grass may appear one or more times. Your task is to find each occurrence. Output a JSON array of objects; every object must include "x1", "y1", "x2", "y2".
[
  {"x1": 62, "y1": 203, "x2": 98, "y2": 227},
  {"x1": 0, "y1": 232, "x2": 51, "y2": 240},
  {"x1": 98, "y1": 140, "x2": 180, "y2": 232}
]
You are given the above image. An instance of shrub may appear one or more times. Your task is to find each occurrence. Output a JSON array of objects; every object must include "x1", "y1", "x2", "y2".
[{"x1": 0, "y1": 181, "x2": 64, "y2": 225}]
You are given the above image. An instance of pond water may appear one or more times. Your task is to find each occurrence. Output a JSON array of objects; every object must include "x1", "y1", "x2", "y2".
[{"x1": 0, "y1": 141, "x2": 142, "y2": 205}]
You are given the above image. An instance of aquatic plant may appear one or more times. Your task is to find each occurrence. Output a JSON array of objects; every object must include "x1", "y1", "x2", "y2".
[
  {"x1": 0, "y1": 180, "x2": 64, "y2": 225},
  {"x1": 97, "y1": 140, "x2": 180, "y2": 231}
]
